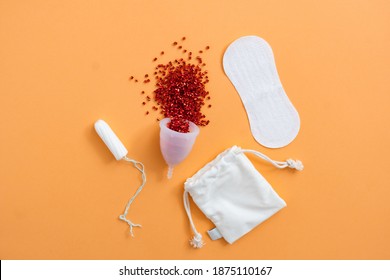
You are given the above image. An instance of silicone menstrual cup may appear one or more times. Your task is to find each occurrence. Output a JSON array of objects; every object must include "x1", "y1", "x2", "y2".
[{"x1": 159, "y1": 118, "x2": 200, "y2": 179}]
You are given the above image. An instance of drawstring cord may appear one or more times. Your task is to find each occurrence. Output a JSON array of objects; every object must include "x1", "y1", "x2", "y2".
[
  {"x1": 241, "y1": 149, "x2": 304, "y2": 171},
  {"x1": 120, "y1": 156, "x2": 147, "y2": 237},
  {"x1": 183, "y1": 190, "x2": 205, "y2": 248}
]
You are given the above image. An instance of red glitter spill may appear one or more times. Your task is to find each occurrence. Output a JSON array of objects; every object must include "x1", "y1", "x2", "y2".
[
  {"x1": 154, "y1": 58, "x2": 210, "y2": 132},
  {"x1": 129, "y1": 38, "x2": 211, "y2": 133}
]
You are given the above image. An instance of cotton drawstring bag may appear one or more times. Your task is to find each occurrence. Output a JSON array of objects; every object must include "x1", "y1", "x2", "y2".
[{"x1": 183, "y1": 146, "x2": 303, "y2": 248}]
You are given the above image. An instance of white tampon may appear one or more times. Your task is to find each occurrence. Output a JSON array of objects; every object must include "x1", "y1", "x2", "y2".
[
  {"x1": 94, "y1": 119, "x2": 147, "y2": 237},
  {"x1": 94, "y1": 119, "x2": 128, "y2": 160}
]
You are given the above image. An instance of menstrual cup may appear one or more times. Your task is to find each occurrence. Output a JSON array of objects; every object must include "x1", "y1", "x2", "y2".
[{"x1": 159, "y1": 118, "x2": 200, "y2": 179}]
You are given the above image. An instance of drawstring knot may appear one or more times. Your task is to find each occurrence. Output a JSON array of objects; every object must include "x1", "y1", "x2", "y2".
[
  {"x1": 190, "y1": 233, "x2": 205, "y2": 248},
  {"x1": 286, "y1": 159, "x2": 304, "y2": 171}
]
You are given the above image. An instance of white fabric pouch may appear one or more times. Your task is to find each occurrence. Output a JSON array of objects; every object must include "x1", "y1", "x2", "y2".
[{"x1": 184, "y1": 146, "x2": 303, "y2": 248}]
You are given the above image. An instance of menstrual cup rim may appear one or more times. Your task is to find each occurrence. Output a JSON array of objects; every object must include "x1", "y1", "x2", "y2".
[{"x1": 159, "y1": 118, "x2": 200, "y2": 136}]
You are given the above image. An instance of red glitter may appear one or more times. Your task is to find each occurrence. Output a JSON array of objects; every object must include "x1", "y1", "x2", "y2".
[
  {"x1": 129, "y1": 37, "x2": 211, "y2": 133},
  {"x1": 168, "y1": 118, "x2": 190, "y2": 133},
  {"x1": 154, "y1": 58, "x2": 210, "y2": 132}
]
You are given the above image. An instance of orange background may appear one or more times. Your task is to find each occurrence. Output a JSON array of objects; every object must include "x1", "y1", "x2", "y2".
[{"x1": 1, "y1": 0, "x2": 389, "y2": 259}]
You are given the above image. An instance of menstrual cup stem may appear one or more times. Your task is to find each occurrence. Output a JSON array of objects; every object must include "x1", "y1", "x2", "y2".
[{"x1": 167, "y1": 166, "x2": 174, "y2": 179}]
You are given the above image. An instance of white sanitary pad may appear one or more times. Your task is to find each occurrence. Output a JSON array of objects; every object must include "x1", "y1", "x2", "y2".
[{"x1": 223, "y1": 36, "x2": 300, "y2": 148}]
